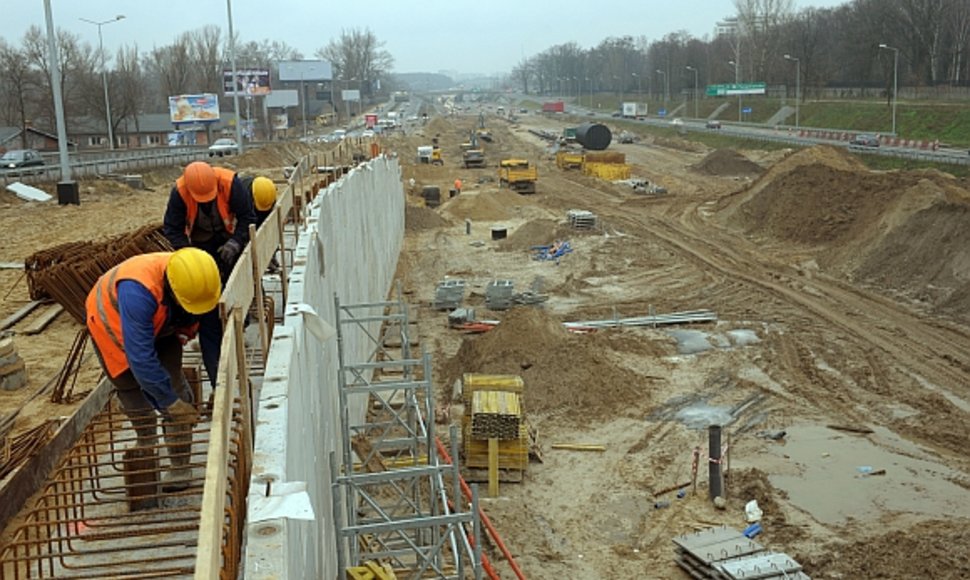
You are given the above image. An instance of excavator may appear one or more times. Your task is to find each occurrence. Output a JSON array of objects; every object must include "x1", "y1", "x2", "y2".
[{"x1": 461, "y1": 130, "x2": 486, "y2": 169}]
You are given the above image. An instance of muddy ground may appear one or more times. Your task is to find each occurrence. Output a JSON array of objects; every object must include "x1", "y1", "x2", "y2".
[{"x1": 2, "y1": 109, "x2": 970, "y2": 578}]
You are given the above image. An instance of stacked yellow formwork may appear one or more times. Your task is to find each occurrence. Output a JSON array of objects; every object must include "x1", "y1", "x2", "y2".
[
  {"x1": 582, "y1": 151, "x2": 631, "y2": 180},
  {"x1": 461, "y1": 374, "x2": 529, "y2": 471},
  {"x1": 556, "y1": 151, "x2": 584, "y2": 170}
]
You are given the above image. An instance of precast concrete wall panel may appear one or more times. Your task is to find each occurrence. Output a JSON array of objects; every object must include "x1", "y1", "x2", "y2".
[{"x1": 245, "y1": 157, "x2": 404, "y2": 579}]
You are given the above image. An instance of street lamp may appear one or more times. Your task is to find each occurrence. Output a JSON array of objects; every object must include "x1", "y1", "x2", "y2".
[
  {"x1": 632, "y1": 73, "x2": 641, "y2": 111},
  {"x1": 585, "y1": 77, "x2": 591, "y2": 108},
  {"x1": 878, "y1": 43, "x2": 899, "y2": 135},
  {"x1": 783, "y1": 54, "x2": 800, "y2": 128},
  {"x1": 79, "y1": 14, "x2": 124, "y2": 150},
  {"x1": 728, "y1": 60, "x2": 742, "y2": 122},
  {"x1": 225, "y1": 0, "x2": 243, "y2": 152},
  {"x1": 655, "y1": 69, "x2": 667, "y2": 115},
  {"x1": 686, "y1": 66, "x2": 699, "y2": 119}
]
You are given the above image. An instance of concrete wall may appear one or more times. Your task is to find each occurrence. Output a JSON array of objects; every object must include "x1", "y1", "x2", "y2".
[{"x1": 244, "y1": 157, "x2": 404, "y2": 579}]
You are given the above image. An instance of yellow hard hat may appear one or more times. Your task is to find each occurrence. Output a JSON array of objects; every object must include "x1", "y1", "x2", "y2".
[
  {"x1": 252, "y1": 176, "x2": 277, "y2": 211},
  {"x1": 165, "y1": 248, "x2": 222, "y2": 314}
]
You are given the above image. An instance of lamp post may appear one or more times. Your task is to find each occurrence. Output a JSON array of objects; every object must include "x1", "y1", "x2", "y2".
[
  {"x1": 632, "y1": 72, "x2": 641, "y2": 112},
  {"x1": 226, "y1": 0, "x2": 243, "y2": 152},
  {"x1": 728, "y1": 60, "x2": 741, "y2": 122},
  {"x1": 783, "y1": 54, "x2": 800, "y2": 128},
  {"x1": 655, "y1": 69, "x2": 667, "y2": 115},
  {"x1": 878, "y1": 43, "x2": 899, "y2": 135},
  {"x1": 686, "y1": 66, "x2": 699, "y2": 119},
  {"x1": 80, "y1": 15, "x2": 124, "y2": 150}
]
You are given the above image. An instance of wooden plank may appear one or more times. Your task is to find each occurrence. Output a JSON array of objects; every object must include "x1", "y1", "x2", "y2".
[
  {"x1": 219, "y1": 248, "x2": 255, "y2": 316},
  {"x1": 550, "y1": 444, "x2": 606, "y2": 452},
  {"x1": 488, "y1": 438, "x2": 499, "y2": 498},
  {"x1": 0, "y1": 300, "x2": 42, "y2": 331},
  {"x1": 194, "y1": 318, "x2": 238, "y2": 580},
  {"x1": 0, "y1": 379, "x2": 112, "y2": 531},
  {"x1": 21, "y1": 304, "x2": 64, "y2": 335}
]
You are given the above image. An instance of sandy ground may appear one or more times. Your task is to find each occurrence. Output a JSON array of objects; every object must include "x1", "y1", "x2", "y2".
[
  {"x1": 390, "y1": 111, "x2": 970, "y2": 579},
  {"x1": 3, "y1": 111, "x2": 970, "y2": 578}
]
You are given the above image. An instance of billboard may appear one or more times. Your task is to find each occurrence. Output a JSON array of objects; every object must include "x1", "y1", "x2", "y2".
[
  {"x1": 273, "y1": 114, "x2": 289, "y2": 130},
  {"x1": 341, "y1": 89, "x2": 361, "y2": 101},
  {"x1": 168, "y1": 94, "x2": 220, "y2": 123},
  {"x1": 279, "y1": 60, "x2": 332, "y2": 82},
  {"x1": 265, "y1": 89, "x2": 299, "y2": 108},
  {"x1": 224, "y1": 69, "x2": 271, "y2": 96}
]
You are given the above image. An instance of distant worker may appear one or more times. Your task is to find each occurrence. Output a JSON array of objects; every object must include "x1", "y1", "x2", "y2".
[
  {"x1": 85, "y1": 248, "x2": 222, "y2": 491},
  {"x1": 454, "y1": 178, "x2": 462, "y2": 194},
  {"x1": 162, "y1": 161, "x2": 257, "y2": 279}
]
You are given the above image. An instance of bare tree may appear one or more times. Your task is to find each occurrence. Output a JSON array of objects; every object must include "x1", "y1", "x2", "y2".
[
  {"x1": 0, "y1": 40, "x2": 38, "y2": 147},
  {"x1": 316, "y1": 28, "x2": 394, "y2": 91},
  {"x1": 734, "y1": 0, "x2": 796, "y2": 81}
]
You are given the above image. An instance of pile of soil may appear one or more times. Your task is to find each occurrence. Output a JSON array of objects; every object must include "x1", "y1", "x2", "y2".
[
  {"x1": 442, "y1": 190, "x2": 513, "y2": 221},
  {"x1": 804, "y1": 520, "x2": 970, "y2": 578},
  {"x1": 442, "y1": 308, "x2": 650, "y2": 418},
  {"x1": 497, "y1": 219, "x2": 559, "y2": 251},
  {"x1": 405, "y1": 205, "x2": 449, "y2": 231},
  {"x1": 692, "y1": 149, "x2": 763, "y2": 176}
]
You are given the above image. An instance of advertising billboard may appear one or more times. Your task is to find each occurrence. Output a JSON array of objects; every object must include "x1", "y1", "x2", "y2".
[
  {"x1": 278, "y1": 60, "x2": 332, "y2": 82},
  {"x1": 168, "y1": 94, "x2": 220, "y2": 123},
  {"x1": 705, "y1": 82, "x2": 767, "y2": 96},
  {"x1": 265, "y1": 89, "x2": 299, "y2": 108},
  {"x1": 273, "y1": 114, "x2": 289, "y2": 130},
  {"x1": 341, "y1": 89, "x2": 361, "y2": 102},
  {"x1": 223, "y1": 69, "x2": 271, "y2": 96}
]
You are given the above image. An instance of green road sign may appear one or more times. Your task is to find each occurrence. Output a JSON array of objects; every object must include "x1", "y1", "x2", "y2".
[{"x1": 705, "y1": 82, "x2": 767, "y2": 97}]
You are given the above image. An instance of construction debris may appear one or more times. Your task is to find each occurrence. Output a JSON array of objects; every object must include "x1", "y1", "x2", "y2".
[
  {"x1": 532, "y1": 240, "x2": 572, "y2": 262},
  {"x1": 6, "y1": 182, "x2": 53, "y2": 203},
  {"x1": 673, "y1": 526, "x2": 810, "y2": 580},
  {"x1": 0, "y1": 336, "x2": 28, "y2": 391}
]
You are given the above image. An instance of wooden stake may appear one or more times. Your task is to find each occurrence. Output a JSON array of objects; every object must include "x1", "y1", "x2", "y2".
[{"x1": 488, "y1": 437, "x2": 499, "y2": 498}]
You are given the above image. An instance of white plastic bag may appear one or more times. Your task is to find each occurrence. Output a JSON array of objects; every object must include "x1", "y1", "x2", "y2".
[{"x1": 745, "y1": 500, "x2": 763, "y2": 523}]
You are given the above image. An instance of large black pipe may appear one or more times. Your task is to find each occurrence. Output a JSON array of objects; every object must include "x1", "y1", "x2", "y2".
[{"x1": 575, "y1": 123, "x2": 612, "y2": 150}]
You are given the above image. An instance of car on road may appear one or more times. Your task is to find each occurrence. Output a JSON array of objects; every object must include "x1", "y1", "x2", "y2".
[
  {"x1": 705, "y1": 120, "x2": 722, "y2": 130},
  {"x1": 361, "y1": 129, "x2": 375, "y2": 138},
  {"x1": 1, "y1": 149, "x2": 45, "y2": 174},
  {"x1": 208, "y1": 138, "x2": 238, "y2": 157},
  {"x1": 670, "y1": 118, "x2": 684, "y2": 126},
  {"x1": 850, "y1": 133, "x2": 880, "y2": 147}
]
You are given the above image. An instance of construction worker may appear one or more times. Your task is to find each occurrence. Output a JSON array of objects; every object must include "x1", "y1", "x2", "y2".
[
  {"x1": 238, "y1": 175, "x2": 278, "y2": 228},
  {"x1": 454, "y1": 178, "x2": 462, "y2": 194},
  {"x1": 85, "y1": 248, "x2": 222, "y2": 491},
  {"x1": 162, "y1": 161, "x2": 257, "y2": 279}
]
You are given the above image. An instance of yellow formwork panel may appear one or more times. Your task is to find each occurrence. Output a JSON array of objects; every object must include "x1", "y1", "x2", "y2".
[
  {"x1": 462, "y1": 373, "x2": 524, "y2": 391},
  {"x1": 471, "y1": 390, "x2": 521, "y2": 417},
  {"x1": 556, "y1": 151, "x2": 584, "y2": 170},
  {"x1": 347, "y1": 562, "x2": 397, "y2": 579},
  {"x1": 583, "y1": 162, "x2": 631, "y2": 180}
]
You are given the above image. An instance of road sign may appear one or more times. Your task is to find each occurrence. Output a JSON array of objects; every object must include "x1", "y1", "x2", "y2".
[
  {"x1": 742, "y1": 107, "x2": 752, "y2": 114},
  {"x1": 658, "y1": 109, "x2": 667, "y2": 117},
  {"x1": 706, "y1": 83, "x2": 767, "y2": 97}
]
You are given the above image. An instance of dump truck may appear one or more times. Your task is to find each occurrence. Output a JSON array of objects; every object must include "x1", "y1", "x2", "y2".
[{"x1": 498, "y1": 159, "x2": 538, "y2": 194}]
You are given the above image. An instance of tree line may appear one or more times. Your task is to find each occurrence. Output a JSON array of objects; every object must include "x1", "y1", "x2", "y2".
[
  {"x1": 510, "y1": 0, "x2": 970, "y2": 100},
  {"x1": 0, "y1": 25, "x2": 393, "y2": 148}
]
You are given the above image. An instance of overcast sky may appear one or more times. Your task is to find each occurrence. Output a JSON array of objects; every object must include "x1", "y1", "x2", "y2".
[{"x1": 6, "y1": 1, "x2": 848, "y2": 75}]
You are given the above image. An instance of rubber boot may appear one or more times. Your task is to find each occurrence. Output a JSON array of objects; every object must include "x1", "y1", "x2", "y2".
[{"x1": 160, "y1": 418, "x2": 194, "y2": 492}]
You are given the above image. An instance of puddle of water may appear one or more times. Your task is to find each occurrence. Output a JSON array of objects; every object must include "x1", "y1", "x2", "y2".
[
  {"x1": 667, "y1": 329, "x2": 713, "y2": 354},
  {"x1": 762, "y1": 424, "x2": 970, "y2": 525},
  {"x1": 675, "y1": 403, "x2": 734, "y2": 429},
  {"x1": 726, "y1": 329, "x2": 760, "y2": 346}
]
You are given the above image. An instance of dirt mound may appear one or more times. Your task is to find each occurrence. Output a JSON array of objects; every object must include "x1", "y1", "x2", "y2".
[
  {"x1": 498, "y1": 219, "x2": 559, "y2": 251},
  {"x1": 692, "y1": 149, "x2": 763, "y2": 176},
  {"x1": 442, "y1": 308, "x2": 649, "y2": 417},
  {"x1": 804, "y1": 519, "x2": 970, "y2": 579},
  {"x1": 405, "y1": 205, "x2": 449, "y2": 231},
  {"x1": 734, "y1": 163, "x2": 916, "y2": 245},
  {"x1": 441, "y1": 190, "x2": 512, "y2": 221}
]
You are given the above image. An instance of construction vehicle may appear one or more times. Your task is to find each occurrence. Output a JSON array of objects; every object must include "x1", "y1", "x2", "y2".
[
  {"x1": 461, "y1": 131, "x2": 486, "y2": 169},
  {"x1": 418, "y1": 145, "x2": 444, "y2": 166},
  {"x1": 475, "y1": 113, "x2": 493, "y2": 143},
  {"x1": 498, "y1": 159, "x2": 537, "y2": 194}
]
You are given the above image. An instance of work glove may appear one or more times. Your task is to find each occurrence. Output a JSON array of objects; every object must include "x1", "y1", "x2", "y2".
[
  {"x1": 217, "y1": 239, "x2": 242, "y2": 267},
  {"x1": 166, "y1": 398, "x2": 198, "y2": 425}
]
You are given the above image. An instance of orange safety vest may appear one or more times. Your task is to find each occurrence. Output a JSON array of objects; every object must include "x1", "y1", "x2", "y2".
[
  {"x1": 454, "y1": 178, "x2": 462, "y2": 190},
  {"x1": 175, "y1": 166, "x2": 237, "y2": 238},
  {"x1": 85, "y1": 253, "x2": 171, "y2": 378}
]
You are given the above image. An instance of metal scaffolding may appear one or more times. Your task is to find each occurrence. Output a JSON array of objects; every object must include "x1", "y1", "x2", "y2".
[{"x1": 333, "y1": 289, "x2": 482, "y2": 579}]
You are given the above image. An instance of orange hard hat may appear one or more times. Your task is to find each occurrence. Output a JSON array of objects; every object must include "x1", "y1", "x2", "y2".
[{"x1": 183, "y1": 161, "x2": 218, "y2": 203}]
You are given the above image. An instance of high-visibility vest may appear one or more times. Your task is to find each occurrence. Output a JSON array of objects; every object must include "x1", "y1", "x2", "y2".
[
  {"x1": 175, "y1": 166, "x2": 236, "y2": 237},
  {"x1": 85, "y1": 253, "x2": 171, "y2": 378}
]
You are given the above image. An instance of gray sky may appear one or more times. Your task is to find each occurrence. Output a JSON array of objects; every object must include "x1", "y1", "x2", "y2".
[{"x1": 7, "y1": 1, "x2": 848, "y2": 75}]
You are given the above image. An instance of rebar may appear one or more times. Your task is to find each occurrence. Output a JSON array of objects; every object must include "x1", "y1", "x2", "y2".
[{"x1": 0, "y1": 398, "x2": 247, "y2": 579}]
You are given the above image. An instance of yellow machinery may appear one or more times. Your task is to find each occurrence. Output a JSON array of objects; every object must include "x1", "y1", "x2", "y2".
[
  {"x1": 555, "y1": 150, "x2": 584, "y2": 170},
  {"x1": 498, "y1": 159, "x2": 538, "y2": 194},
  {"x1": 461, "y1": 131, "x2": 486, "y2": 168}
]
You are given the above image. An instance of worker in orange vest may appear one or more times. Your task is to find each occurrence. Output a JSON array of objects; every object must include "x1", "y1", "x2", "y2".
[
  {"x1": 85, "y1": 248, "x2": 222, "y2": 492},
  {"x1": 162, "y1": 161, "x2": 257, "y2": 279},
  {"x1": 454, "y1": 178, "x2": 462, "y2": 194}
]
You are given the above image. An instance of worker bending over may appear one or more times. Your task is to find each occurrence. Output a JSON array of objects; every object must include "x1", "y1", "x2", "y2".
[
  {"x1": 85, "y1": 248, "x2": 222, "y2": 491},
  {"x1": 162, "y1": 161, "x2": 257, "y2": 279},
  {"x1": 238, "y1": 175, "x2": 278, "y2": 229}
]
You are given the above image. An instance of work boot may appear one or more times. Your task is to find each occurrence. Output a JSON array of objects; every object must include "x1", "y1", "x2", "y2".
[{"x1": 161, "y1": 413, "x2": 195, "y2": 492}]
